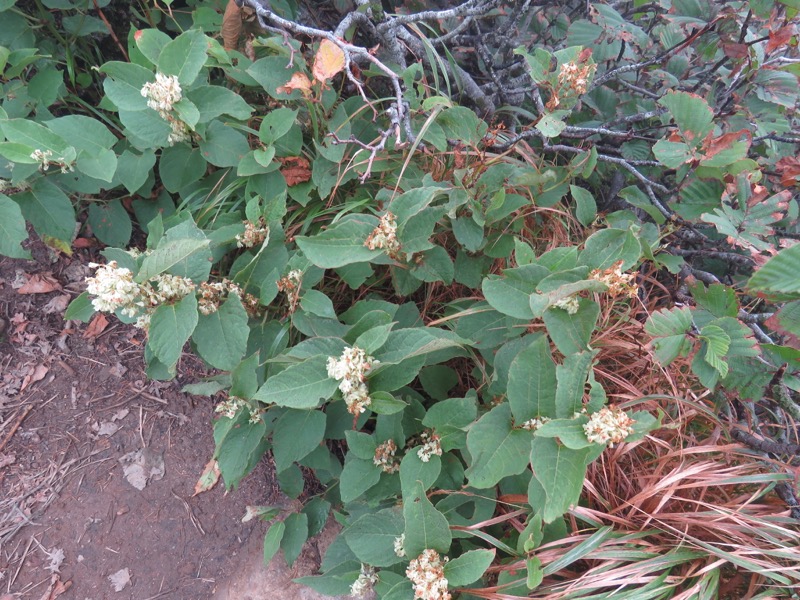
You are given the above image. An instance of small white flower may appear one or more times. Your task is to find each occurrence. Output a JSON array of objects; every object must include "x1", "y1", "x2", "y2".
[
  {"x1": 521, "y1": 416, "x2": 550, "y2": 431},
  {"x1": 553, "y1": 295, "x2": 580, "y2": 315},
  {"x1": 406, "y1": 549, "x2": 450, "y2": 600},
  {"x1": 365, "y1": 212, "x2": 402, "y2": 259},
  {"x1": 416, "y1": 431, "x2": 442, "y2": 463},
  {"x1": 30, "y1": 148, "x2": 54, "y2": 171},
  {"x1": 393, "y1": 534, "x2": 406, "y2": 558},
  {"x1": 236, "y1": 218, "x2": 270, "y2": 248},
  {"x1": 326, "y1": 346, "x2": 379, "y2": 415},
  {"x1": 85, "y1": 261, "x2": 140, "y2": 314},
  {"x1": 583, "y1": 407, "x2": 636, "y2": 446},
  {"x1": 350, "y1": 564, "x2": 378, "y2": 598},
  {"x1": 215, "y1": 395, "x2": 246, "y2": 419},
  {"x1": 141, "y1": 72, "x2": 183, "y2": 114},
  {"x1": 373, "y1": 439, "x2": 400, "y2": 473}
]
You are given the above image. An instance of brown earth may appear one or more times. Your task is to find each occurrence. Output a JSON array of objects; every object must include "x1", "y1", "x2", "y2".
[{"x1": 0, "y1": 249, "x2": 344, "y2": 600}]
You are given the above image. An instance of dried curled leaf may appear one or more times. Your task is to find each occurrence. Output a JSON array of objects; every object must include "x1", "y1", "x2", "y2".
[
  {"x1": 277, "y1": 72, "x2": 313, "y2": 97},
  {"x1": 312, "y1": 39, "x2": 346, "y2": 83},
  {"x1": 221, "y1": 0, "x2": 243, "y2": 51},
  {"x1": 279, "y1": 156, "x2": 312, "y2": 186},
  {"x1": 193, "y1": 458, "x2": 221, "y2": 496}
]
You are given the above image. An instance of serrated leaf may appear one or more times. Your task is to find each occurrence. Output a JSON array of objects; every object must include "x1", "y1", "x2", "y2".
[
  {"x1": 644, "y1": 307, "x2": 693, "y2": 364},
  {"x1": 748, "y1": 244, "x2": 800, "y2": 297},
  {"x1": 659, "y1": 90, "x2": 714, "y2": 141}
]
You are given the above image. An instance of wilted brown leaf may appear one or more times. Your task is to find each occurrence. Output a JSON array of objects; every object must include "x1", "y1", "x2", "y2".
[
  {"x1": 776, "y1": 156, "x2": 800, "y2": 188},
  {"x1": 277, "y1": 72, "x2": 313, "y2": 97},
  {"x1": 20, "y1": 364, "x2": 49, "y2": 393},
  {"x1": 43, "y1": 294, "x2": 70, "y2": 315},
  {"x1": 222, "y1": 0, "x2": 242, "y2": 51},
  {"x1": 312, "y1": 39, "x2": 346, "y2": 83},
  {"x1": 83, "y1": 313, "x2": 109, "y2": 339},
  {"x1": 279, "y1": 156, "x2": 312, "y2": 186},
  {"x1": 700, "y1": 129, "x2": 751, "y2": 161},
  {"x1": 193, "y1": 458, "x2": 221, "y2": 496},
  {"x1": 766, "y1": 24, "x2": 796, "y2": 54},
  {"x1": 18, "y1": 273, "x2": 61, "y2": 295}
]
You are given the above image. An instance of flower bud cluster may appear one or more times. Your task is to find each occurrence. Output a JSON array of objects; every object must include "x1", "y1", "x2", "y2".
[
  {"x1": 140, "y1": 72, "x2": 191, "y2": 146},
  {"x1": 350, "y1": 564, "x2": 378, "y2": 598},
  {"x1": 277, "y1": 269, "x2": 303, "y2": 314},
  {"x1": 373, "y1": 439, "x2": 400, "y2": 473},
  {"x1": 30, "y1": 148, "x2": 73, "y2": 173},
  {"x1": 365, "y1": 212, "x2": 403, "y2": 260},
  {"x1": 406, "y1": 549, "x2": 450, "y2": 600},
  {"x1": 416, "y1": 431, "x2": 442, "y2": 463},
  {"x1": 521, "y1": 416, "x2": 550, "y2": 431},
  {"x1": 215, "y1": 394, "x2": 262, "y2": 424},
  {"x1": 393, "y1": 534, "x2": 406, "y2": 558},
  {"x1": 558, "y1": 61, "x2": 593, "y2": 95},
  {"x1": 552, "y1": 295, "x2": 580, "y2": 315},
  {"x1": 583, "y1": 407, "x2": 636, "y2": 446},
  {"x1": 198, "y1": 279, "x2": 260, "y2": 316},
  {"x1": 590, "y1": 261, "x2": 639, "y2": 298},
  {"x1": 236, "y1": 218, "x2": 269, "y2": 248},
  {"x1": 326, "y1": 346, "x2": 378, "y2": 415}
]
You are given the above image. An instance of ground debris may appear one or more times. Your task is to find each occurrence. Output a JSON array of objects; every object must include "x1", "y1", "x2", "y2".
[
  {"x1": 108, "y1": 567, "x2": 131, "y2": 592},
  {"x1": 119, "y1": 448, "x2": 165, "y2": 490}
]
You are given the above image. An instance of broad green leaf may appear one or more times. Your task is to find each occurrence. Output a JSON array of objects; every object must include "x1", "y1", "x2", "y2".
[
  {"x1": 14, "y1": 178, "x2": 75, "y2": 242},
  {"x1": 400, "y1": 451, "x2": 441, "y2": 498},
  {"x1": 87, "y1": 200, "x2": 132, "y2": 247},
  {"x1": 653, "y1": 139, "x2": 693, "y2": 168},
  {"x1": 45, "y1": 115, "x2": 116, "y2": 156},
  {"x1": 247, "y1": 57, "x2": 306, "y2": 100},
  {"x1": 465, "y1": 403, "x2": 530, "y2": 488},
  {"x1": 530, "y1": 437, "x2": 591, "y2": 522},
  {"x1": 253, "y1": 355, "x2": 339, "y2": 409},
  {"x1": 0, "y1": 193, "x2": 31, "y2": 258},
  {"x1": 281, "y1": 512, "x2": 309, "y2": 567},
  {"x1": 748, "y1": 244, "x2": 800, "y2": 297},
  {"x1": 115, "y1": 149, "x2": 157, "y2": 194},
  {"x1": 570, "y1": 185, "x2": 596, "y2": 226},
  {"x1": 507, "y1": 335, "x2": 557, "y2": 422},
  {"x1": 1, "y1": 118, "x2": 70, "y2": 156},
  {"x1": 690, "y1": 283, "x2": 738, "y2": 318},
  {"x1": 259, "y1": 107, "x2": 299, "y2": 144},
  {"x1": 443, "y1": 549, "x2": 495, "y2": 587},
  {"x1": 482, "y1": 265, "x2": 549, "y2": 320},
  {"x1": 64, "y1": 292, "x2": 95, "y2": 322},
  {"x1": 214, "y1": 411, "x2": 268, "y2": 489},
  {"x1": 138, "y1": 219, "x2": 211, "y2": 282},
  {"x1": 403, "y1": 480, "x2": 452, "y2": 557},
  {"x1": 344, "y1": 508, "x2": 405, "y2": 567},
  {"x1": 76, "y1": 148, "x2": 118, "y2": 182},
  {"x1": 147, "y1": 294, "x2": 199, "y2": 368},
  {"x1": 300, "y1": 290, "x2": 337, "y2": 320},
  {"x1": 199, "y1": 120, "x2": 250, "y2": 168},
  {"x1": 263, "y1": 521, "x2": 286, "y2": 564},
  {"x1": 659, "y1": 90, "x2": 714, "y2": 141},
  {"x1": 188, "y1": 85, "x2": 253, "y2": 122},
  {"x1": 157, "y1": 29, "x2": 208, "y2": 86},
  {"x1": 272, "y1": 409, "x2": 327, "y2": 473},
  {"x1": 159, "y1": 145, "x2": 206, "y2": 193},
  {"x1": 700, "y1": 324, "x2": 730, "y2": 378},
  {"x1": 134, "y1": 28, "x2": 171, "y2": 65},
  {"x1": 555, "y1": 351, "x2": 596, "y2": 419},
  {"x1": 339, "y1": 456, "x2": 381, "y2": 503},
  {"x1": 579, "y1": 228, "x2": 641, "y2": 271},
  {"x1": 192, "y1": 295, "x2": 250, "y2": 370},
  {"x1": 543, "y1": 298, "x2": 598, "y2": 355},
  {"x1": 100, "y1": 61, "x2": 152, "y2": 111},
  {"x1": 295, "y1": 215, "x2": 382, "y2": 268},
  {"x1": 536, "y1": 112, "x2": 567, "y2": 138}
]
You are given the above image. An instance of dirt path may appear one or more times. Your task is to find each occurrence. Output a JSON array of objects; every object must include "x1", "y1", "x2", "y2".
[{"x1": 0, "y1": 254, "x2": 345, "y2": 599}]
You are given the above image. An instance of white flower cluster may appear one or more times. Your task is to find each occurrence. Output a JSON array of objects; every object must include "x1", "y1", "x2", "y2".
[
  {"x1": 85, "y1": 262, "x2": 196, "y2": 330},
  {"x1": 373, "y1": 439, "x2": 400, "y2": 474},
  {"x1": 417, "y1": 431, "x2": 442, "y2": 463},
  {"x1": 552, "y1": 295, "x2": 580, "y2": 315},
  {"x1": 393, "y1": 534, "x2": 406, "y2": 558},
  {"x1": 197, "y1": 279, "x2": 260, "y2": 316},
  {"x1": 86, "y1": 261, "x2": 140, "y2": 315},
  {"x1": 558, "y1": 61, "x2": 592, "y2": 95},
  {"x1": 350, "y1": 564, "x2": 378, "y2": 598},
  {"x1": 215, "y1": 395, "x2": 262, "y2": 423},
  {"x1": 277, "y1": 269, "x2": 303, "y2": 314},
  {"x1": 30, "y1": 148, "x2": 73, "y2": 173},
  {"x1": 521, "y1": 416, "x2": 550, "y2": 431},
  {"x1": 590, "y1": 261, "x2": 639, "y2": 298},
  {"x1": 365, "y1": 212, "x2": 402, "y2": 259},
  {"x1": 326, "y1": 346, "x2": 379, "y2": 415},
  {"x1": 140, "y1": 72, "x2": 191, "y2": 146},
  {"x1": 583, "y1": 407, "x2": 636, "y2": 446},
  {"x1": 406, "y1": 549, "x2": 450, "y2": 600},
  {"x1": 236, "y1": 219, "x2": 270, "y2": 248}
]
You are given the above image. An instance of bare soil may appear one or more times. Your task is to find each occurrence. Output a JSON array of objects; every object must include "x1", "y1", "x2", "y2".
[{"x1": 0, "y1": 249, "x2": 341, "y2": 600}]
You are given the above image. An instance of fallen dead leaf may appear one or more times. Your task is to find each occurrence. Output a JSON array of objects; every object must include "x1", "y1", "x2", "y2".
[
  {"x1": 312, "y1": 39, "x2": 345, "y2": 83},
  {"x1": 44, "y1": 547, "x2": 65, "y2": 574},
  {"x1": 93, "y1": 421, "x2": 121, "y2": 437},
  {"x1": 72, "y1": 237, "x2": 95, "y2": 249},
  {"x1": 18, "y1": 273, "x2": 62, "y2": 295},
  {"x1": 19, "y1": 364, "x2": 49, "y2": 393},
  {"x1": 193, "y1": 458, "x2": 221, "y2": 496},
  {"x1": 43, "y1": 294, "x2": 71, "y2": 315},
  {"x1": 119, "y1": 448, "x2": 165, "y2": 490},
  {"x1": 108, "y1": 568, "x2": 131, "y2": 592},
  {"x1": 83, "y1": 313, "x2": 109, "y2": 339},
  {"x1": 37, "y1": 575, "x2": 72, "y2": 600},
  {"x1": 279, "y1": 156, "x2": 312, "y2": 186}
]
